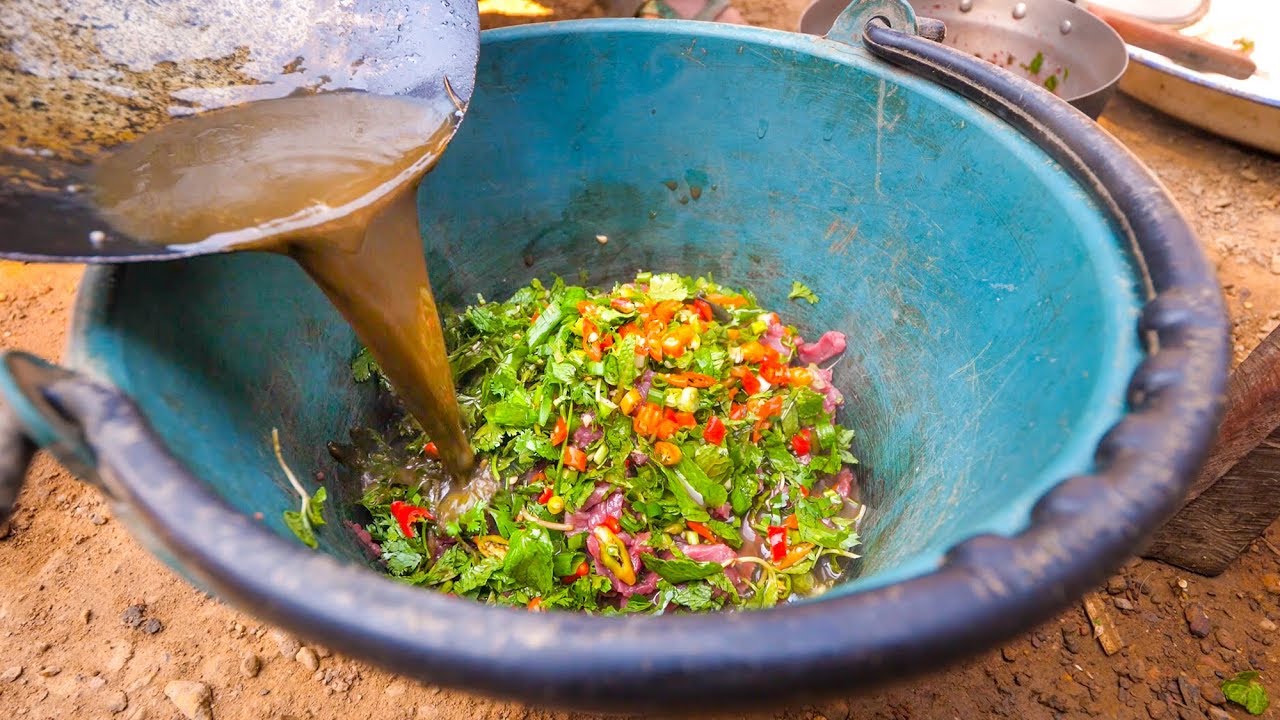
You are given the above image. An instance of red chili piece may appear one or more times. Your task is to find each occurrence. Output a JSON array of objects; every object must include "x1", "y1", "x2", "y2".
[
  {"x1": 704, "y1": 415, "x2": 726, "y2": 445},
  {"x1": 390, "y1": 500, "x2": 435, "y2": 539},
  {"x1": 767, "y1": 525, "x2": 788, "y2": 562}
]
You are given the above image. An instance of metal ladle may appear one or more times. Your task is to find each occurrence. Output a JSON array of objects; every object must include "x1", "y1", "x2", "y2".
[{"x1": 0, "y1": 0, "x2": 480, "y2": 263}]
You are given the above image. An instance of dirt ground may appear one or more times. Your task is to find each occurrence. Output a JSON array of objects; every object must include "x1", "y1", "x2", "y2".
[{"x1": 2, "y1": 2, "x2": 1280, "y2": 719}]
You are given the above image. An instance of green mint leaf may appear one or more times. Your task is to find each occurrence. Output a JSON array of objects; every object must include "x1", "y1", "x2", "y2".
[
  {"x1": 306, "y1": 487, "x2": 327, "y2": 527},
  {"x1": 693, "y1": 444, "x2": 732, "y2": 484},
  {"x1": 282, "y1": 510, "x2": 317, "y2": 549},
  {"x1": 705, "y1": 519, "x2": 743, "y2": 549},
  {"x1": 675, "y1": 453, "x2": 728, "y2": 508},
  {"x1": 351, "y1": 347, "x2": 380, "y2": 383},
  {"x1": 661, "y1": 580, "x2": 717, "y2": 611},
  {"x1": 796, "y1": 496, "x2": 858, "y2": 550},
  {"x1": 424, "y1": 545, "x2": 472, "y2": 585},
  {"x1": 641, "y1": 554, "x2": 724, "y2": 583},
  {"x1": 1223, "y1": 671, "x2": 1270, "y2": 715},
  {"x1": 788, "y1": 281, "x2": 819, "y2": 304},
  {"x1": 504, "y1": 526, "x2": 556, "y2": 594},
  {"x1": 454, "y1": 556, "x2": 503, "y2": 594},
  {"x1": 552, "y1": 551, "x2": 588, "y2": 578}
]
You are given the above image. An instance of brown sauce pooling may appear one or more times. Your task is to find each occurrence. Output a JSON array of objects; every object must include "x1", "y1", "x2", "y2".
[{"x1": 90, "y1": 91, "x2": 475, "y2": 480}]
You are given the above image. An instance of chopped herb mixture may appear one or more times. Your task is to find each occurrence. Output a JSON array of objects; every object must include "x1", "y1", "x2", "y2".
[{"x1": 330, "y1": 272, "x2": 864, "y2": 613}]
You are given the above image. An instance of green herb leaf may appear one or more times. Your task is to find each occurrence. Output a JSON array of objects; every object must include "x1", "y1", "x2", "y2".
[
  {"x1": 647, "y1": 273, "x2": 689, "y2": 302},
  {"x1": 424, "y1": 545, "x2": 472, "y2": 585},
  {"x1": 641, "y1": 554, "x2": 724, "y2": 583},
  {"x1": 282, "y1": 510, "x2": 317, "y2": 549},
  {"x1": 675, "y1": 453, "x2": 728, "y2": 508},
  {"x1": 693, "y1": 444, "x2": 732, "y2": 484},
  {"x1": 1223, "y1": 671, "x2": 1270, "y2": 715},
  {"x1": 657, "y1": 579, "x2": 718, "y2": 610},
  {"x1": 351, "y1": 347, "x2": 380, "y2": 383},
  {"x1": 553, "y1": 551, "x2": 588, "y2": 578},
  {"x1": 306, "y1": 486, "x2": 328, "y2": 527},
  {"x1": 454, "y1": 556, "x2": 503, "y2": 594},
  {"x1": 504, "y1": 526, "x2": 556, "y2": 594},
  {"x1": 705, "y1": 518, "x2": 743, "y2": 549},
  {"x1": 788, "y1": 281, "x2": 819, "y2": 304},
  {"x1": 1025, "y1": 50, "x2": 1045, "y2": 75},
  {"x1": 795, "y1": 496, "x2": 859, "y2": 551},
  {"x1": 380, "y1": 538, "x2": 424, "y2": 576},
  {"x1": 527, "y1": 302, "x2": 564, "y2": 348}
]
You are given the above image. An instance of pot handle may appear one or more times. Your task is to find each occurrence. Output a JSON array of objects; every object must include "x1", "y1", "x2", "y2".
[
  {"x1": 0, "y1": 351, "x2": 123, "y2": 524},
  {"x1": 825, "y1": 0, "x2": 945, "y2": 46}
]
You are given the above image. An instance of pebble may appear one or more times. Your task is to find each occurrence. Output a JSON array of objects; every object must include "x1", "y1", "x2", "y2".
[
  {"x1": 1185, "y1": 605, "x2": 1212, "y2": 638},
  {"x1": 106, "y1": 640, "x2": 134, "y2": 672},
  {"x1": 1215, "y1": 628, "x2": 1237, "y2": 651},
  {"x1": 90, "y1": 513, "x2": 107, "y2": 526},
  {"x1": 239, "y1": 653, "x2": 261, "y2": 678},
  {"x1": 164, "y1": 680, "x2": 213, "y2": 720},
  {"x1": 229, "y1": 623, "x2": 246, "y2": 639},
  {"x1": 1270, "y1": 254, "x2": 1280, "y2": 275},
  {"x1": 1201, "y1": 681, "x2": 1226, "y2": 706},
  {"x1": 1147, "y1": 700, "x2": 1167, "y2": 719},
  {"x1": 1241, "y1": 168, "x2": 1260, "y2": 182},
  {"x1": 1263, "y1": 574, "x2": 1280, "y2": 595},
  {"x1": 104, "y1": 690, "x2": 129, "y2": 714},
  {"x1": 385, "y1": 681, "x2": 407, "y2": 698},
  {"x1": 1207, "y1": 709, "x2": 1231, "y2": 720},
  {"x1": 120, "y1": 605, "x2": 145, "y2": 629},
  {"x1": 270, "y1": 629, "x2": 301, "y2": 659},
  {"x1": 1000, "y1": 646, "x2": 1017, "y2": 662},
  {"x1": 0, "y1": 666, "x2": 22, "y2": 682},
  {"x1": 1114, "y1": 597, "x2": 1135, "y2": 612},
  {"x1": 140, "y1": 618, "x2": 163, "y2": 635},
  {"x1": 296, "y1": 647, "x2": 320, "y2": 673},
  {"x1": 1261, "y1": 619, "x2": 1277, "y2": 632},
  {"x1": 37, "y1": 666, "x2": 61, "y2": 677},
  {"x1": 1063, "y1": 632, "x2": 1082, "y2": 654},
  {"x1": 1107, "y1": 576, "x2": 1128, "y2": 595}
]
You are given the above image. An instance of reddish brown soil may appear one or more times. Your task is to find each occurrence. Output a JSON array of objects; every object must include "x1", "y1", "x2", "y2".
[{"x1": 1, "y1": 2, "x2": 1279, "y2": 719}]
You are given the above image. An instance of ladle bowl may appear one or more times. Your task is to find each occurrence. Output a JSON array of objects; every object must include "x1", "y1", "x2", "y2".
[
  {"x1": 0, "y1": 2, "x2": 1228, "y2": 712},
  {"x1": 0, "y1": 0, "x2": 479, "y2": 261}
]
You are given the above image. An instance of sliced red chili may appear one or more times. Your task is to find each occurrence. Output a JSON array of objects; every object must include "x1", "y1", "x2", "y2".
[
  {"x1": 583, "y1": 319, "x2": 603, "y2": 361},
  {"x1": 563, "y1": 445, "x2": 588, "y2": 472},
  {"x1": 759, "y1": 361, "x2": 787, "y2": 386},
  {"x1": 390, "y1": 500, "x2": 435, "y2": 539},
  {"x1": 691, "y1": 298, "x2": 714, "y2": 322},
  {"x1": 732, "y1": 367, "x2": 762, "y2": 395},
  {"x1": 686, "y1": 520, "x2": 716, "y2": 543},
  {"x1": 550, "y1": 416, "x2": 568, "y2": 446},
  {"x1": 537, "y1": 486, "x2": 555, "y2": 505},
  {"x1": 791, "y1": 428, "x2": 812, "y2": 456},
  {"x1": 601, "y1": 515, "x2": 621, "y2": 534},
  {"x1": 767, "y1": 525, "x2": 788, "y2": 562},
  {"x1": 704, "y1": 415, "x2": 726, "y2": 445}
]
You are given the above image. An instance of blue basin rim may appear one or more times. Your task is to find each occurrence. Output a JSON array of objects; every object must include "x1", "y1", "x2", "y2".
[{"x1": 63, "y1": 20, "x2": 1228, "y2": 713}]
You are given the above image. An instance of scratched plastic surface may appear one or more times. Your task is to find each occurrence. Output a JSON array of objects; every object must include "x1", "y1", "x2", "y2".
[{"x1": 67, "y1": 20, "x2": 1145, "y2": 597}]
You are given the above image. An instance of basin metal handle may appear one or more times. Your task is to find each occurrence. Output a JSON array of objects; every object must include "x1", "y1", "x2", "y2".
[{"x1": 0, "y1": 351, "x2": 143, "y2": 526}]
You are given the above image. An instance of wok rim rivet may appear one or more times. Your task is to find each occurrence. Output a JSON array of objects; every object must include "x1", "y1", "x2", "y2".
[
  {"x1": 958, "y1": 0, "x2": 972, "y2": 11},
  {"x1": 1012, "y1": 2, "x2": 1027, "y2": 19},
  {"x1": 1060, "y1": 19, "x2": 1072, "y2": 34}
]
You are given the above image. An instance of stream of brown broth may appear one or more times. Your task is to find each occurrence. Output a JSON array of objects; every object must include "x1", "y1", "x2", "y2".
[{"x1": 90, "y1": 91, "x2": 475, "y2": 481}]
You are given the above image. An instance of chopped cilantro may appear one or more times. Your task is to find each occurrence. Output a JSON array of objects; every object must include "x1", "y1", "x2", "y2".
[{"x1": 788, "y1": 281, "x2": 819, "y2": 304}]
